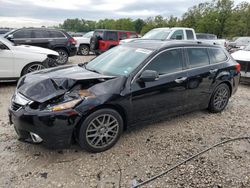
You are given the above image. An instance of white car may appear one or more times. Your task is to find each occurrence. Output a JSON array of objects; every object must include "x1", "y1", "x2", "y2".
[
  {"x1": 74, "y1": 31, "x2": 94, "y2": 55},
  {"x1": 0, "y1": 37, "x2": 58, "y2": 81},
  {"x1": 231, "y1": 44, "x2": 250, "y2": 82}
]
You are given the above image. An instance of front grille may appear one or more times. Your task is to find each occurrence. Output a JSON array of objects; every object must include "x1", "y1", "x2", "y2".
[
  {"x1": 11, "y1": 102, "x2": 22, "y2": 111},
  {"x1": 236, "y1": 60, "x2": 250, "y2": 72}
]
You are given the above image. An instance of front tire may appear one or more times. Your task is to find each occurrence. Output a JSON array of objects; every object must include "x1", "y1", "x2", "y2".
[
  {"x1": 79, "y1": 45, "x2": 90, "y2": 56},
  {"x1": 208, "y1": 83, "x2": 230, "y2": 113},
  {"x1": 21, "y1": 62, "x2": 46, "y2": 76},
  {"x1": 55, "y1": 49, "x2": 69, "y2": 65},
  {"x1": 78, "y1": 109, "x2": 123, "y2": 153}
]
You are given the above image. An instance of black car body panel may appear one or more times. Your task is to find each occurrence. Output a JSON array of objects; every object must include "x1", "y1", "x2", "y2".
[
  {"x1": 4, "y1": 28, "x2": 77, "y2": 57},
  {"x1": 9, "y1": 41, "x2": 240, "y2": 149}
]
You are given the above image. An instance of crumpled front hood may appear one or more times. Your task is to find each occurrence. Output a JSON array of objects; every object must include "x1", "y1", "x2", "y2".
[{"x1": 17, "y1": 65, "x2": 115, "y2": 103}]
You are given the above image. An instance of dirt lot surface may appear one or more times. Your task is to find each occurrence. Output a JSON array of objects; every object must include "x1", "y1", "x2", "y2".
[{"x1": 0, "y1": 55, "x2": 250, "y2": 188}]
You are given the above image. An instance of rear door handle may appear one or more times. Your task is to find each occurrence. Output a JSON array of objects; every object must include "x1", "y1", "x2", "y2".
[
  {"x1": 210, "y1": 69, "x2": 218, "y2": 74},
  {"x1": 175, "y1": 77, "x2": 187, "y2": 83}
]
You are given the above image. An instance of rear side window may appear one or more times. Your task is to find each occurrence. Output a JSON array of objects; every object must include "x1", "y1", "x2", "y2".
[
  {"x1": 186, "y1": 30, "x2": 194, "y2": 40},
  {"x1": 34, "y1": 30, "x2": 50, "y2": 38},
  {"x1": 187, "y1": 48, "x2": 209, "y2": 68},
  {"x1": 170, "y1": 30, "x2": 184, "y2": 40},
  {"x1": 146, "y1": 49, "x2": 183, "y2": 75},
  {"x1": 209, "y1": 48, "x2": 228, "y2": 64},
  {"x1": 49, "y1": 31, "x2": 65, "y2": 38},
  {"x1": 105, "y1": 31, "x2": 118, "y2": 41},
  {"x1": 13, "y1": 30, "x2": 33, "y2": 38}
]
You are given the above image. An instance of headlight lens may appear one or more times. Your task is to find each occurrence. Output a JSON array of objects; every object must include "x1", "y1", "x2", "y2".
[{"x1": 51, "y1": 99, "x2": 82, "y2": 112}]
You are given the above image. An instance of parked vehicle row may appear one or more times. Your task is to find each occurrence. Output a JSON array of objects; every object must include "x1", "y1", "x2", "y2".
[
  {"x1": 8, "y1": 40, "x2": 240, "y2": 152},
  {"x1": 4, "y1": 28, "x2": 77, "y2": 65}
]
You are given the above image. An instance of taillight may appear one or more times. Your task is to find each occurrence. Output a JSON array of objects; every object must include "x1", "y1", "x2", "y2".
[
  {"x1": 69, "y1": 37, "x2": 77, "y2": 45},
  {"x1": 235, "y1": 63, "x2": 241, "y2": 73}
]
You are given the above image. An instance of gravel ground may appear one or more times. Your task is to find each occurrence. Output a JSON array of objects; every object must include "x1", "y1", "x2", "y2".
[{"x1": 0, "y1": 55, "x2": 250, "y2": 188}]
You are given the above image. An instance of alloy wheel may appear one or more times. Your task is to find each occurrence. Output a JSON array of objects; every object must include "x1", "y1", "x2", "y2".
[
  {"x1": 213, "y1": 87, "x2": 229, "y2": 110},
  {"x1": 27, "y1": 64, "x2": 45, "y2": 73},
  {"x1": 85, "y1": 114, "x2": 119, "y2": 149}
]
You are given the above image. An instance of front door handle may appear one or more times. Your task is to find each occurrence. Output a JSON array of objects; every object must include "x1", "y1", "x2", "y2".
[
  {"x1": 175, "y1": 77, "x2": 187, "y2": 83},
  {"x1": 210, "y1": 69, "x2": 218, "y2": 74}
]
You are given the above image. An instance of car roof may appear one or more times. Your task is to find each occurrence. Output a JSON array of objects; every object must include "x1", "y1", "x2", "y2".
[{"x1": 123, "y1": 39, "x2": 222, "y2": 51}]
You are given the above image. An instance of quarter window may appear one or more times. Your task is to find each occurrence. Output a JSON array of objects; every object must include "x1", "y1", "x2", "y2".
[
  {"x1": 49, "y1": 31, "x2": 65, "y2": 38},
  {"x1": 13, "y1": 30, "x2": 33, "y2": 38},
  {"x1": 187, "y1": 48, "x2": 209, "y2": 68},
  {"x1": 146, "y1": 49, "x2": 183, "y2": 75},
  {"x1": 209, "y1": 48, "x2": 227, "y2": 64}
]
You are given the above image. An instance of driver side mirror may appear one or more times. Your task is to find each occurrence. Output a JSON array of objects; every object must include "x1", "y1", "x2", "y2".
[{"x1": 139, "y1": 70, "x2": 159, "y2": 82}]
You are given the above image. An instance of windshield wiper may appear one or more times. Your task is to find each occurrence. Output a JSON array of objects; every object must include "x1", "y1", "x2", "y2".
[{"x1": 78, "y1": 62, "x2": 101, "y2": 74}]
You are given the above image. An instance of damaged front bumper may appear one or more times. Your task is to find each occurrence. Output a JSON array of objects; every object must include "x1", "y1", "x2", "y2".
[{"x1": 9, "y1": 94, "x2": 82, "y2": 149}]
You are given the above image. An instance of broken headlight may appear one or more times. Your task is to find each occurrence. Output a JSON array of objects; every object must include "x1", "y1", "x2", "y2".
[{"x1": 47, "y1": 89, "x2": 95, "y2": 112}]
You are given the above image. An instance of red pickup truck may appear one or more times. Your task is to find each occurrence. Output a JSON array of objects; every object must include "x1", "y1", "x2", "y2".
[{"x1": 90, "y1": 29, "x2": 138, "y2": 55}]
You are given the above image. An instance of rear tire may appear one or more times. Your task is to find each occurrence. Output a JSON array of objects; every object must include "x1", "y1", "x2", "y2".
[
  {"x1": 55, "y1": 49, "x2": 68, "y2": 65},
  {"x1": 78, "y1": 109, "x2": 123, "y2": 153},
  {"x1": 208, "y1": 83, "x2": 230, "y2": 113},
  {"x1": 79, "y1": 45, "x2": 90, "y2": 56}
]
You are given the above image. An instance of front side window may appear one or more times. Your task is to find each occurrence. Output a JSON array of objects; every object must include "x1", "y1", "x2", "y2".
[
  {"x1": 13, "y1": 30, "x2": 33, "y2": 38},
  {"x1": 145, "y1": 49, "x2": 183, "y2": 75},
  {"x1": 209, "y1": 48, "x2": 228, "y2": 64},
  {"x1": 105, "y1": 31, "x2": 118, "y2": 41},
  {"x1": 119, "y1": 33, "x2": 127, "y2": 40},
  {"x1": 86, "y1": 46, "x2": 152, "y2": 76},
  {"x1": 170, "y1": 30, "x2": 184, "y2": 40},
  {"x1": 187, "y1": 48, "x2": 209, "y2": 68}
]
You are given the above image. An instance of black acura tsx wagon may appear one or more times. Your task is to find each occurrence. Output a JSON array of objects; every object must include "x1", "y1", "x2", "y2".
[{"x1": 9, "y1": 40, "x2": 240, "y2": 152}]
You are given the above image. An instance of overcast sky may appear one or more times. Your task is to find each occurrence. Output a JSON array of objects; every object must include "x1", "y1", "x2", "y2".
[{"x1": 0, "y1": 0, "x2": 246, "y2": 28}]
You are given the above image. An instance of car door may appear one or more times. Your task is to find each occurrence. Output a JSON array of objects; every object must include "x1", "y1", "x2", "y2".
[
  {"x1": 32, "y1": 30, "x2": 50, "y2": 48},
  {"x1": 130, "y1": 48, "x2": 189, "y2": 123},
  {"x1": 11, "y1": 29, "x2": 33, "y2": 45},
  {"x1": 184, "y1": 47, "x2": 216, "y2": 109},
  {"x1": 0, "y1": 41, "x2": 14, "y2": 78}
]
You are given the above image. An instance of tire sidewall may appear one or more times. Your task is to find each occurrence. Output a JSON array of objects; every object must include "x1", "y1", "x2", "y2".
[
  {"x1": 209, "y1": 83, "x2": 230, "y2": 113},
  {"x1": 55, "y1": 49, "x2": 68, "y2": 65},
  {"x1": 78, "y1": 108, "x2": 123, "y2": 153},
  {"x1": 79, "y1": 45, "x2": 90, "y2": 55}
]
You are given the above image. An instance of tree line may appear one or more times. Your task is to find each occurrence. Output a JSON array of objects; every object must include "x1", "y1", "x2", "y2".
[{"x1": 59, "y1": 0, "x2": 250, "y2": 39}]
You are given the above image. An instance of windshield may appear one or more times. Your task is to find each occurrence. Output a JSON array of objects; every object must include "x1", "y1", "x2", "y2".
[
  {"x1": 86, "y1": 46, "x2": 153, "y2": 76},
  {"x1": 83, "y1": 31, "x2": 94, "y2": 38},
  {"x1": 235, "y1": 37, "x2": 250, "y2": 46},
  {"x1": 142, "y1": 29, "x2": 170, "y2": 40}
]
